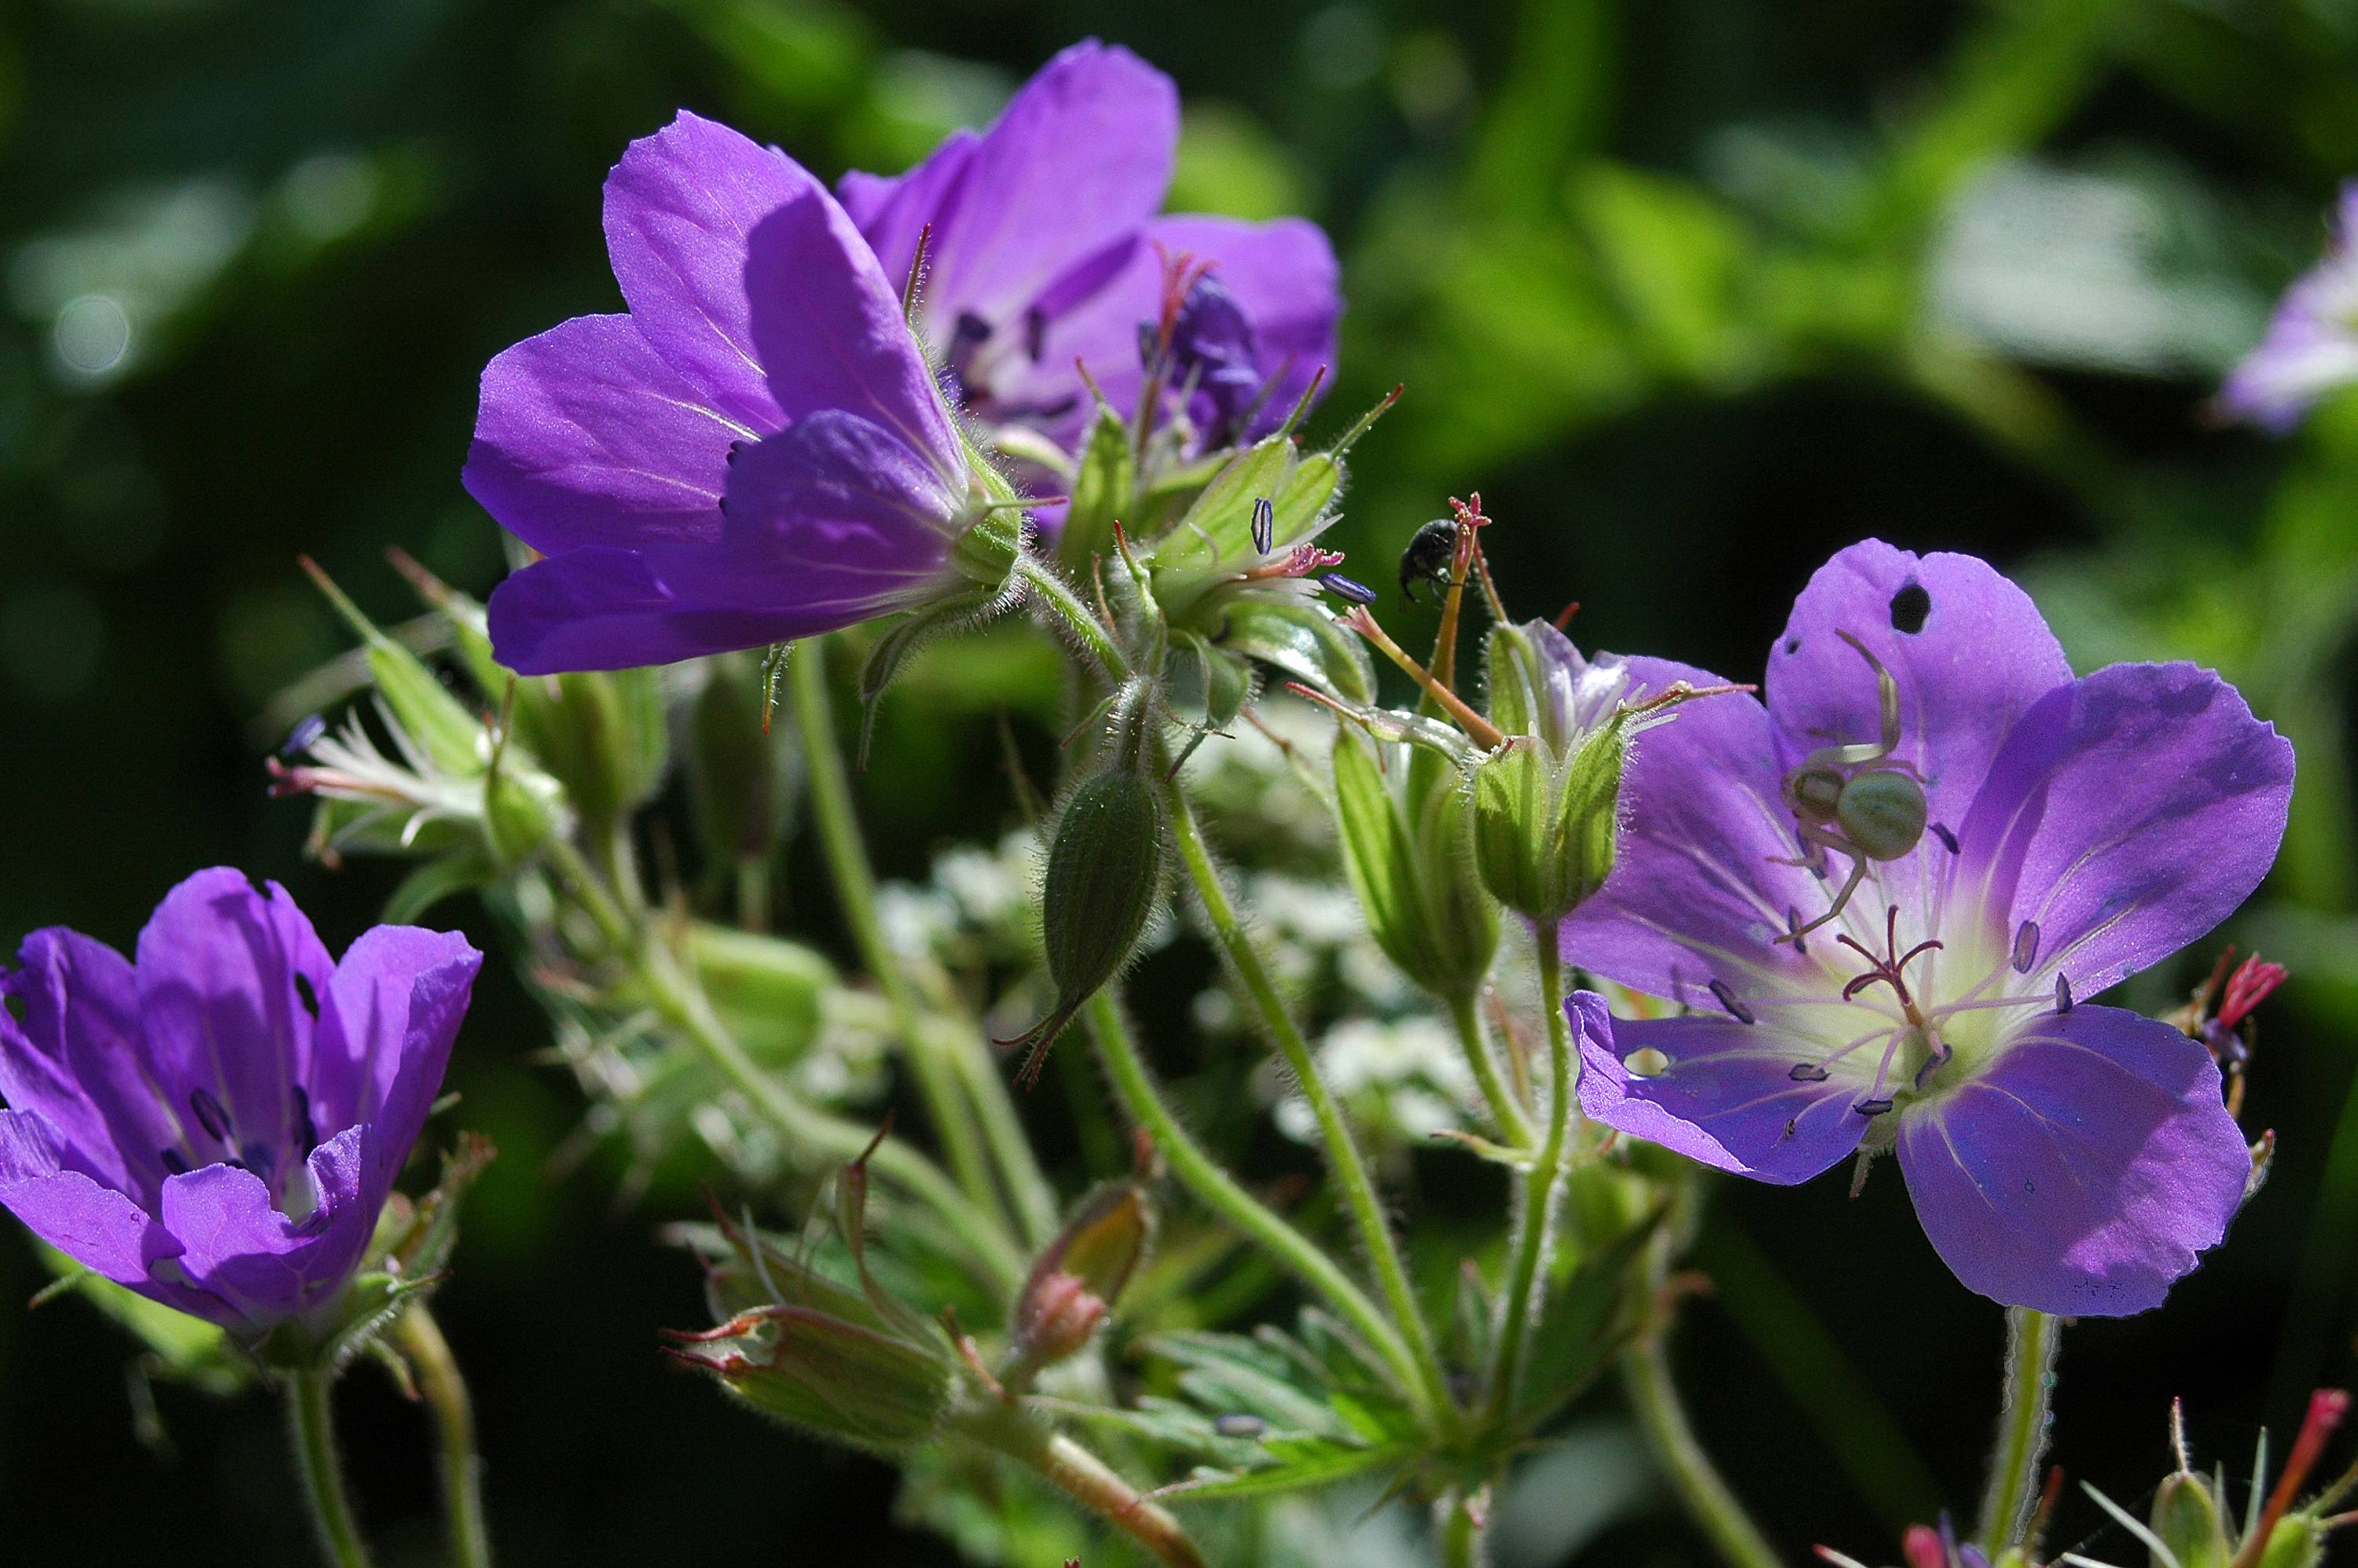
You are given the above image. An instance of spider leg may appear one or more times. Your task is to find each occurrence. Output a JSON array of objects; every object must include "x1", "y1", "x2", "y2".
[{"x1": 1777, "y1": 827, "x2": 1869, "y2": 945}]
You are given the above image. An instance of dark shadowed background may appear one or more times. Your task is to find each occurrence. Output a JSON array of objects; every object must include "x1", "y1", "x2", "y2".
[{"x1": 6, "y1": 0, "x2": 2358, "y2": 1562}]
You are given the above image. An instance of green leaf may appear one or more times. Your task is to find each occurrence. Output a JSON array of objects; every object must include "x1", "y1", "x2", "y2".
[
  {"x1": 1155, "y1": 1437, "x2": 1416, "y2": 1503},
  {"x1": 381, "y1": 848, "x2": 498, "y2": 924},
  {"x1": 1216, "y1": 598, "x2": 1374, "y2": 705},
  {"x1": 1514, "y1": 1205, "x2": 1661, "y2": 1423}
]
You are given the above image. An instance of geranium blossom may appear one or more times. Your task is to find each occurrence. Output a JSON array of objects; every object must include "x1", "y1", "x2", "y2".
[
  {"x1": 2220, "y1": 183, "x2": 2358, "y2": 431},
  {"x1": 1565, "y1": 542, "x2": 2294, "y2": 1315},
  {"x1": 839, "y1": 40, "x2": 1340, "y2": 450},
  {"x1": 0, "y1": 869, "x2": 479, "y2": 1338},
  {"x1": 465, "y1": 112, "x2": 1001, "y2": 674}
]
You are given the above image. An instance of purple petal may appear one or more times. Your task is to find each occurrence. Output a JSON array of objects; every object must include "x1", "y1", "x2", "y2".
[
  {"x1": 1558, "y1": 656, "x2": 1827, "y2": 1001},
  {"x1": 1767, "y1": 541, "x2": 2071, "y2": 843},
  {"x1": 1, "y1": 927, "x2": 172, "y2": 1195},
  {"x1": 908, "y1": 41, "x2": 1176, "y2": 332},
  {"x1": 486, "y1": 409, "x2": 968, "y2": 674},
  {"x1": 310, "y1": 926, "x2": 480, "y2": 1192},
  {"x1": 157, "y1": 1124, "x2": 375, "y2": 1329},
  {"x1": 736, "y1": 154, "x2": 960, "y2": 470},
  {"x1": 462, "y1": 313, "x2": 741, "y2": 558},
  {"x1": 1575, "y1": 1004, "x2": 1870, "y2": 1185},
  {"x1": 839, "y1": 128, "x2": 980, "y2": 302},
  {"x1": 0, "y1": 1110, "x2": 183, "y2": 1291},
  {"x1": 134, "y1": 869, "x2": 334, "y2": 1181},
  {"x1": 1896, "y1": 1004, "x2": 2249, "y2": 1315},
  {"x1": 601, "y1": 112, "x2": 806, "y2": 432},
  {"x1": 1954, "y1": 661, "x2": 2294, "y2": 999}
]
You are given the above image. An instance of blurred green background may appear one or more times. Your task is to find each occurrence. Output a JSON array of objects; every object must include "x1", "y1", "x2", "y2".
[{"x1": 6, "y1": 0, "x2": 2358, "y2": 1562}]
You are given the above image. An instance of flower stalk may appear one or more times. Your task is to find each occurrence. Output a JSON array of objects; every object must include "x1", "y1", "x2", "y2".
[
  {"x1": 288, "y1": 1368, "x2": 374, "y2": 1568},
  {"x1": 1483, "y1": 933, "x2": 1573, "y2": 1416},
  {"x1": 1977, "y1": 1306, "x2": 2062, "y2": 1556},
  {"x1": 961, "y1": 1402, "x2": 1204, "y2": 1568},
  {"x1": 392, "y1": 1305, "x2": 493, "y2": 1568}
]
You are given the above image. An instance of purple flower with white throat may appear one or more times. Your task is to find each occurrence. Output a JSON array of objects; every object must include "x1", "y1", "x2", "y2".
[
  {"x1": 2220, "y1": 183, "x2": 2358, "y2": 431},
  {"x1": 1564, "y1": 542, "x2": 2293, "y2": 1316},
  {"x1": 839, "y1": 40, "x2": 1340, "y2": 450},
  {"x1": 0, "y1": 869, "x2": 479, "y2": 1342},
  {"x1": 465, "y1": 112, "x2": 1012, "y2": 676}
]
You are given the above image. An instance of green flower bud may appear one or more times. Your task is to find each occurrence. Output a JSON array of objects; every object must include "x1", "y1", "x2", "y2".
[
  {"x1": 665, "y1": 1305, "x2": 955, "y2": 1455},
  {"x1": 1005, "y1": 1182, "x2": 1153, "y2": 1386},
  {"x1": 687, "y1": 652, "x2": 802, "y2": 877},
  {"x1": 509, "y1": 666, "x2": 667, "y2": 828},
  {"x1": 2150, "y1": 1468, "x2": 2231, "y2": 1568},
  {"x1": 1058, "y1": 405, "x2": 1133, "y2": 570},
  {"x1": 1471, "y1": 726, "x2": 1626, "y2": 921},
  {"x1": 2258, "y1": 1515, "x2": 2325, "y2": 1568},
  {"x1": 1005, "y1": 720, "x2": 1169, "y2": 1087},
  {"x1": 682, "y1": 924, "x2": 834, "y2": 1065},
  {"x1": 1331, "y1": 727, "x2": 1497, "y2": 1001}
]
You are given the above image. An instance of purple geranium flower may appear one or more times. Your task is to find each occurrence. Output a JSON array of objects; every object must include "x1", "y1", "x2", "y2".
[
  {"x1": 2220, "y1": 183, "x2": 2358, "y2": 431},
  {"x1": 0, "y1": 869, "x2": 479, "y2": 1340},
  {"x1": 465, "y1": 112, "x2": 1000, "y2": 675},
  {"x1": 1563, "y1": 542, "x2": 2294, "y2": 1315},
  {"x1": 839, "y1": 40, "x2": 1340, "y2": 450}
]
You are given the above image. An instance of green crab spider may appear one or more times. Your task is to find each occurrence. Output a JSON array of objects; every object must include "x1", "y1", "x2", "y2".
[{"x1": 1774, "y1": 630, "x2": 1929, "y2": 945}]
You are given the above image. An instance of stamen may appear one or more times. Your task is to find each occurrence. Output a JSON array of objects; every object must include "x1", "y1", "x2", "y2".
[
  {"x1": 189, "y1": 1087, "x2": 233, "y2": 1144},
  {"x1": 2011, "y1": 920, "x2": 2040, "y2": 975},
  {"x1": 159, "y1": 1148, "x2": 190, "y2": 1176},
  {"x1": 1707, "y1": 979, "x2": 1757, "y2": 1026},
  {"x1": 1789, "y1": 1062, "x2": 1830, "y2": 1082},
  {"x1": 2055, "y1": 975, "x2": 2073, "y2": 1014},
  {"x1": 1855, "y1": 1098, "x2": 1896, "y2": 1117},
  {"x1": 1023, "y1": 306, "x2": 1047, "y2": 363},
  {"x1": 1912, "y1": 1041, "x2": 1952, "y2": 1089},
  {"x1": 1251, "y1": 496, "x2": 1274, "y2": 555},
  {"x1": 290, "y1": 1084, "x2": 318, "y2": 1157},
  {"x1": 1318, "y1": 572, "x2": 1376, "y2": 606},
  {"x1": 1785, "y1": 906, "x2": 1808, "y2": 953},
  {"x1": 1930, "y1": 821, "x2": 1959, "y2": 854}
]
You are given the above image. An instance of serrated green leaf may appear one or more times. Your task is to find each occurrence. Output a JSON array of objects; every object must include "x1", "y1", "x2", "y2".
[{"x1": 1155, "y1": 1438, "x2": 1415, "y2": 1503}]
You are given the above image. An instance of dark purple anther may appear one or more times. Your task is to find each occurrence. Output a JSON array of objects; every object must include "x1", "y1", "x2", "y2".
[
  {"x1": 282, "y1": 714, "x2": 326, "y2": 756},
  {"x1": 1913, "y1": 1042, "x2": 1952, "y2": 1089},
  {"x1": 1855, "y1": 1097, "x2": 1896, "y2": 1117},
  {"x1": 1930, "y1": 821, "x2": 1959, "y2": 854},
  {"x1": 1318, "y1": 572, "x2": 1376, "y2": 606},
  {"x1": 290, "y1": 1083, "x2": 318, "y2": 1157},
  {"x1": 159, "y1": 1148, "x2": 189, "y2": 1176},
  {"x1": 1251, "y1": 497, "x2": 1274, "y2": 555},
  {"x1": 1023, "y1": 306, "x2": 1047, "y2": 364},
  {"x1": 189, "y1": 1086, "x2": 233, "y2": 1144},
  {"x1": 1708, "y1": 979, "x2": 1757, "y2": 1026},
  {"x1": 2011, "y1": 920, "x2": 2040, "y2": 975},
  {"x1": 2055, "y1": 974, "x2": 2073, "y2": 1014},
  {"x1": 1789, "y1": 1062, "x2": 1830, "y2": 1082}
]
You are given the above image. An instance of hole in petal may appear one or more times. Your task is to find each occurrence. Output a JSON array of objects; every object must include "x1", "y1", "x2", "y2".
[
  {"x1": 1889, "y1": 581, "x2": 1930, "y2": 633},
  {"x1": 1783, "y1": 637, "x2": 1802, "y2": 655},
  {"x1": 1625, "y1": 1047, "x2": 1671, "y2": 1078}
]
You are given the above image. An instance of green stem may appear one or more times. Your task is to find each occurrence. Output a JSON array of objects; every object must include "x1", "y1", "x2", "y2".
[
  {"x1": 287, "y1": 1368, "x2": 374, "y2": 1568},
  {"x1": 791, "y1": 642, "x2": 1033, "y2": 1240},
  {"x1": 1453, "y1": 992, "x2": 1534, "y2": 1149},
  {"x1": 963, "y1": 1402, "x2": 1203, "y2": 1568},
  {"x1": 1016, "y1": 553, "x2": 1129, "y2": 682},
  {"x1": 542, "y1": 838, "x2": 1027, "y2": 1297},
  {"x1": 1976, "y1": 1306, "x2": 2061, "y2": 1557},
  {"x1": 392, "y1": 1306, "x2": 492, "y2": 1568},
  {"x1": 1439, "y1": 1488, "x2": 1486, "y2": 1568},
  {"x1": 1162, "y1": 778, "x2": 1456, "y2": 1430},
  {"x1": 1483, "y1": 934, "x2": 1572, "y2": 1418},
  {"x1": 1082, "y1": 989, "x2": 1418, "y2": 1392},
  {"x1": 1623, "y1": 1337, "x2": 1783, "y2": 1568}
]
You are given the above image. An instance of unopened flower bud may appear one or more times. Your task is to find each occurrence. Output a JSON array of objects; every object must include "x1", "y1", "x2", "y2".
[
  {"x1": 1005, "y1": 1182, "x2": 1152, "y2": 1386},
  {"x1": 665, "y1": 1305, "x2": 954, "y2": 1455},
  {"x1": 1004, "y1": 735, "x2": 1167, "y2": 1087},
  {"x1": 2149, "y1": 1468, "x2": 2230, "y2": 1568},
  {"x1": 1471, "y1": 729, "x2": 1625, "y2": 921},
  {"x1": 1330, "y1": 727, "x2": 1497, "y2": 1001}
]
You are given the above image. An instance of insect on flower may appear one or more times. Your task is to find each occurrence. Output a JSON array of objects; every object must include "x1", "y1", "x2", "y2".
[
  {"x1": 1776, "y1": 630, "x2": 1930, "y2": 942},
  {"x1": 1398, "y1": 516, "x2": 1460, "y2": 604}
]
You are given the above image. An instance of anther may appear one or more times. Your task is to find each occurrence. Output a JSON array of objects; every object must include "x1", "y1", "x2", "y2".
[
  {"x1": 1930, "y1": 821, "x2": 1959, "y2": 854},
  {"x1": 1854, "y1": 1097, "x2": 1896, "y2": 1117},
  {"x1": 2011, "y1": 920, "x2": 2040, "y2": 975},
  {"x1": 1912, "y1": 1041, "x2": 1952, "y2": 1089},
  {"x1": 1023, "y1": 306, "x2": 1047, "y2": 363},
  {"x1": 1251, "y1": 497, "x2": 1274, "y2": 555},
  {"x1": 2055, "y1": 974, "x2": 2073, "y2": 1014},
  {"x1": 281, "y1": 714, "x2": 326, "y2": 756},
  {"x1": 1784, "y1": 907, "x2": 1808, "y2": 952},
  {"x1": 290, "y1": 1084, "x2": 318, "y2": 1157},
  {"x1": 1318, "y1": 572, "x2": 1377, "y2": 606},
  {"x1": 189, "y1": 1087, "x2": 233, "y2": 1143},
  {"x1": 159, "y1": 1148, "x2": 190, "y2": 1176},
  {"x1": 1789, "y1": 1062, "x2": 1830, "y2": 1082},
  {"x1": 1707, "y1": 979, "x2": 1757, "y2": 1026}
]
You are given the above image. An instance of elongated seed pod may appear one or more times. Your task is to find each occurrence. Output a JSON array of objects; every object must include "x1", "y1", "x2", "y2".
[{"x1": 1008, "y1": 767, "x2": 1168, "y2": 1086}]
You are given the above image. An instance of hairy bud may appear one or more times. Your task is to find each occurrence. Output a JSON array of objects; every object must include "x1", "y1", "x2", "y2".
[
  {"x1": 1331, "y1": 727, "x2": 1497, "y2": 1001},
  {"x1": 1471, "y1": 725, "x2": 1627, "y2": 921}
]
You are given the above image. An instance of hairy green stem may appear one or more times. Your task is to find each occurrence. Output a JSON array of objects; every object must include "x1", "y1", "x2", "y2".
[
  {"x1": 1016, "y1": 553, "x2": 1130, "y2": 682},
  {"x1": 1439, "y1": 1487, "x2": 1486, "y2": 1568},
  {"x1": 963, "y1": 1402, "x2": 1203, "y2": 1568},
  {"x1": 1623, "y1": 1337, "x2": 1783, "y2": 1568},
  {"x1": 791, "y1": 643, "x2": 1039, "y2": 1242},
  {"x1": 1082, "y1": 989, "x2": 1419, "y2": 1393},
  {"x1": 1453, "y1": 991, "x2": 1534, "y2": 1149},
  {"x1": 1976, "y1": 1306, "x2": 2060, "y2": 1556},
  {"x1": 288, "y1": 1368, "x2": 374, "y2": 1568},
  {"x1": 392, "y1": 1305, "x2": 492, "y2": 1568},
  {"x1": 1483, "y1": 935, "x2": 1571, "y2": 1417},
  {"x1": 1162, "y1": 778, "x2": 1456, "y2": 1430},
  {"x1": 542, "y1": 837, "x2": 1027, "y2": 1296}
]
